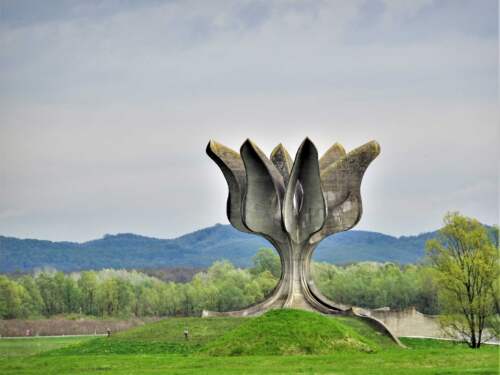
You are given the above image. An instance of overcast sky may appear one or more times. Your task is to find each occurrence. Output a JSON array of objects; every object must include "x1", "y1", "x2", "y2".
[{"x1": 0, "y1": 0, "x2": 498, "y2": 242}]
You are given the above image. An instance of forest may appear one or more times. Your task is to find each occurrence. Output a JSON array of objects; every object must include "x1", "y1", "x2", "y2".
[{"x1": 0, "y1": 248, "x2": 443, "y2": 319}]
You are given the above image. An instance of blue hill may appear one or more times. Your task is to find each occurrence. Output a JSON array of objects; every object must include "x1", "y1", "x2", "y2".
[{"x1": 0, "y1": 224, "x2": 445, "y2": 273}]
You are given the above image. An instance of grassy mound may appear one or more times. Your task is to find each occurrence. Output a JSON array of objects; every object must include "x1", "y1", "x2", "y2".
[
  {"x1": 49, "y1": 309, "x2": 396, "y2": 356},
  {"x1": 49, "y1": 316, "x2": 246, "y2": 355},
  {"x1": 202, "y1": 309, "x2": 395, "y2": 356}
]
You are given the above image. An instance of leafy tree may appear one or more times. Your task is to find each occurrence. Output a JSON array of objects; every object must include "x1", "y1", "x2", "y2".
[
  {"x1": 254, "y1": 270, "x2": 278, "y2": 297},
  {"x1": 179, "y1": 283, "x2": 196, "y2": 316},
  {"x1": 426, "y1": 212, "x2": 499, "y2": 348},
  {"x1": 96, "y1": 278, "x2": 119, "y2": 316},
  {"x1": 157, "y1": 282, "x2": 181, "y2": 316},
  {"x1": 18, "y1": 276, "x2": 43, "y2": 317},
  {"x1": 78, "y1": 271, "x2": 98, "y2": 315},
  {"x1": 414, "y1": 265, "x2": 440, "y2": 315},
  {"x1": 215, "y1": 281, "x2": 249, "y2": 311},
  {"x1": 36, "y1": 272, "x2": 65, "y2": 316},
  {"x1": 251, "y1": 248, "x2": 281, "y2": 278},
  {"x1": 62, "y1": 276, "x2": 81, "y2": 313},
  {"x1": 311, "y1": 261, "x2": 439, "y2": 313},
  {"x1": 115, "y1": 278, "x2": 135, "y2": 316},
  {"x1": 0, "y1": 276, "x2": 24, "y2": 318},
  {"x1": 134, "y1": 283, "x2": 159, "y2": 317}
]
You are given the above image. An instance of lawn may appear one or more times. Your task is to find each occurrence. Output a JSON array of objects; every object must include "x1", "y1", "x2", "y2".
[
  {"x1": 0, "y1": 342, "x2": 498, "y2": 375},
  {"x1": 0, "y1": 311, "x2": 498, "y2": 375},
  {"x1": 0, "y1": 336, "x2": 96, "y2": 357}
]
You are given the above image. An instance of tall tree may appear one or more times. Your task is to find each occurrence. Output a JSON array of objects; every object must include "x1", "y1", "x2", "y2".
[
  {"x1": 78, "y1": 271, "x2": 98, "y2": 315},
  {"x1": 251, "y1": 248, "x2": 281, "y2": 278},
  {"x1": 426, "y1": 212, "x2": 499, "y2": 348},
  {"x1": 18, "y1": 276, "x2": 43, "y2": 317},
  {"x1": 0, "y1": 276, "x2": 24, "y2": 318}
]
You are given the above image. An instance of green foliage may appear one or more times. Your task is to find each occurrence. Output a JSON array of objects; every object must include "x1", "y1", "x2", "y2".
[
  {"x1": 0, "y1": 276, "x2": 25, "y2": 318},
  {"x1": 0, "y1": 257, "x2": 450, "y2": 320},
  {"x1": 0, "y1": 259, "x2": 280, "y2": 319},
  {"x1": 312, "y1": 262, "x2": 440, "y2": 314},
  {"x1": 250, "y1": 248, "x2": 281, "y2": 278},
  {"x1": 426, "y1": 212, "x2": 499, "y2": 348},
  {"x1": 36, "y1": 272, "x2": 66, "y2": 316},
  {"x1": 78, "y1": 271, "x2": 98, "y2": 315},
  {"x1": 17, "y1": 276, "x2": 43, "y2": 317}
]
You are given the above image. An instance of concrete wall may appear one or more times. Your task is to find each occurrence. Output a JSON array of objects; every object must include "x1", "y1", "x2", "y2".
[{"x1": 368, "y1": 307, "x2": 442, "y2": 338}]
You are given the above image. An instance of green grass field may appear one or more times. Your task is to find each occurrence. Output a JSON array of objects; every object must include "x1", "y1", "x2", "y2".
[
  {"x1": 0, "y1": 336, "x2": 95, "y2": 358},
  {"x1": 0, "y1": 310, "x2": 498, "y2": 374}
]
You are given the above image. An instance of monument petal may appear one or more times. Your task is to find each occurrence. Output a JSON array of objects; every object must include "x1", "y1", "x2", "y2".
[
  {"x1": 240, "y1": 139, "x2": 287, "y2": 244},
  {"x1": 270, "y1": 143, "x2": 294, "y2": 187},
  {"x1": 283, "y1": 138, "x2": 326, "y2": 244},
  {"x1": 312, "y1": 140, "x2": 380, "y2": 244},
  {"x1": 206, "y1": 140, "x2": 249, "y2": 233}
]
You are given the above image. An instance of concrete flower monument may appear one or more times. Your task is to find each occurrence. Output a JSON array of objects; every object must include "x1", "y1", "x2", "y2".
[
  {"x1": 204, "y1": 138, "x2": 403, "y2": 345},
  {"x1": 204, "y1": 137, "x2": 382, "y2": 313}
]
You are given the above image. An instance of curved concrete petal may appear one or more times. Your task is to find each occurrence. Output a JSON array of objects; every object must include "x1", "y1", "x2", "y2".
[
  {"x1": 206, "y1": 140, "x2": 250, "y2": 233},
  {"x1": 313, "y1": 140, "x2": 380, "y2": 243},
  {"x1": 270, "y1": 144, "x2": 294, "y2": 187},
  {"x1": 283, "y1": 138, "x2": 326, "y2": 244},
  {"x1": 319, "y1": 142, "x2": 346, "y2": 172},
  {"x1": 240, "y1": 139, "x2": 287, "y2": 244}
]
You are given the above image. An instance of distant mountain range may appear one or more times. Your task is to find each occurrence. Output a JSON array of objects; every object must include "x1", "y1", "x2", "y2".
[{"x1": 0, "y1": 224, "x2": 452, "y2": 273}]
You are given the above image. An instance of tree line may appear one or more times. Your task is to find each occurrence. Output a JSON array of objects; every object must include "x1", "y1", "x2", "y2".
[
  {"x1": 0, "y1": 251, "x2": 444, "y2": 319},
  {"x1": 312, "y1": 261, "x2": 440, "y2": 314},
  {"x1": 0, "y1": 260, "x2": 277, "y2": 319},
  {"x1": 0, "y1": 247, "x2": 496, "y2": 321}
]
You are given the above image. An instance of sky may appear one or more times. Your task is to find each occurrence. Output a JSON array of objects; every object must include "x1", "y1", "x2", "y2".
[{"x1": 0, "y1": 0, "x2": 498, "y2": 242}]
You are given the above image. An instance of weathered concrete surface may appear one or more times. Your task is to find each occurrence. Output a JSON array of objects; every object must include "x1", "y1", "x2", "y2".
[
  {"x1": 369, "y1": 307, "x2": 442, "y2": 338},
  {"x1": 204, "y1": 138, "x2": 403, "y2": 346},
  {"x1": 206, "y1": 138, "x2": 380, "y2": 314}
]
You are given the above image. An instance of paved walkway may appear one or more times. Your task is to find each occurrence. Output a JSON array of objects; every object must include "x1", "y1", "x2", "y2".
[
  {"x1": 402, "y1": 335, "x2": 500, "y2": 345},
  {"x1": 0, "y1": 334, "x2": 105, "y2": 339}
]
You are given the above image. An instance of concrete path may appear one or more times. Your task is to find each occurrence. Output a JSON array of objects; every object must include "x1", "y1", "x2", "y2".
[
  {"x1": 0, "y1": 334, "x2": 105, "y2": 339},
  {"x1": 402, "y1": 335, "x2": 500, "y2": 345}
]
